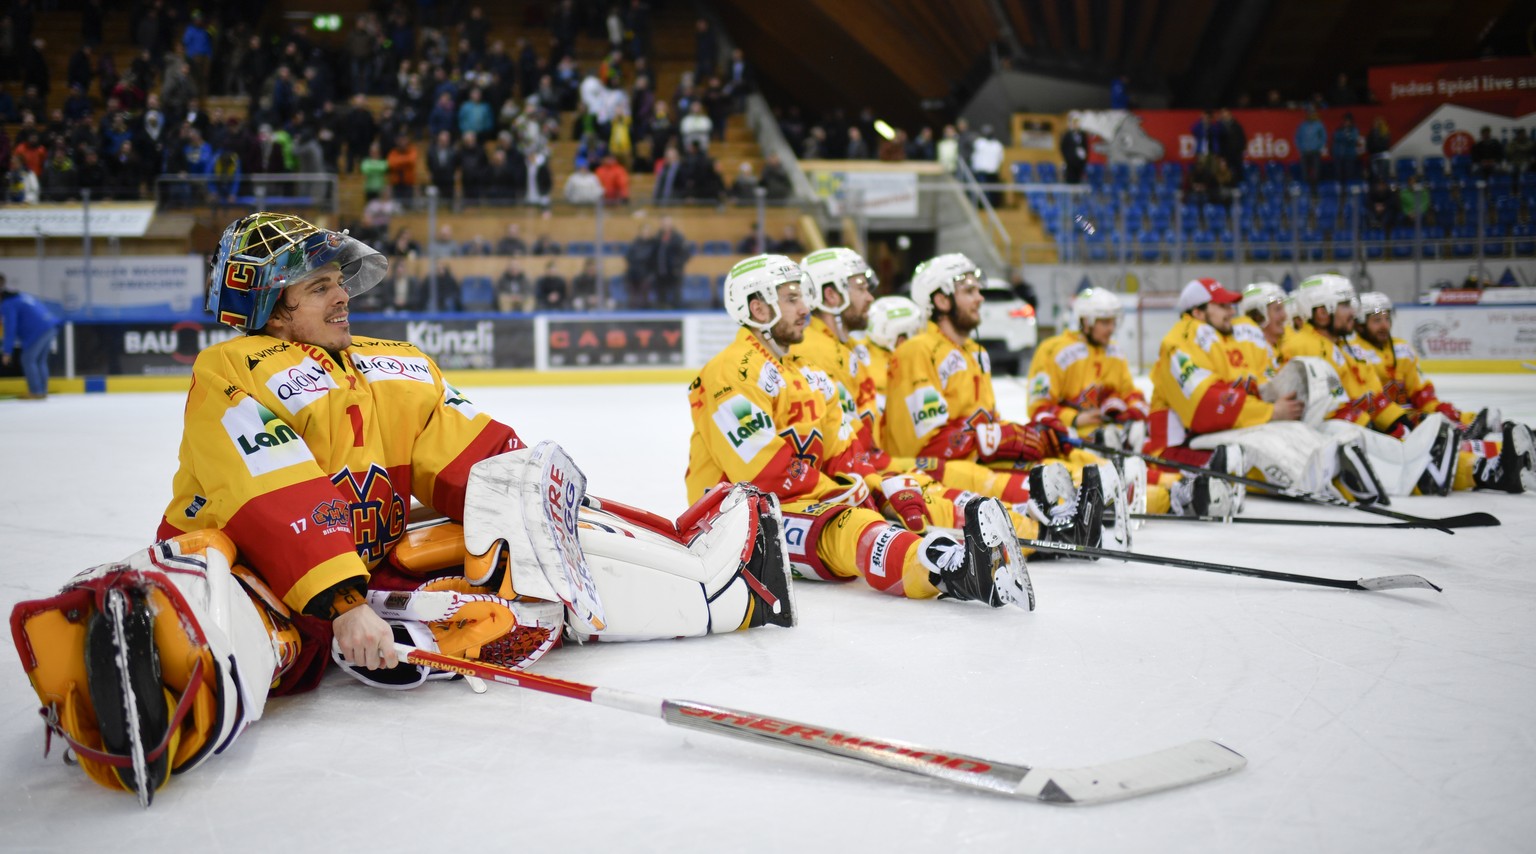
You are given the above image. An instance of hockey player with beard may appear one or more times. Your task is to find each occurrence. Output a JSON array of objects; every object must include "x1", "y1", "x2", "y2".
[
  {"x1": 1229, "y1": 281, "x2": 1287, "y2": 385},
  {"x1": 1349, "y1": 290, "x2": 1533, "y2": 494},
  {"x1": 11, "y1": 213, "x2": 794, "y2": 805},
  {"x1": 883, "y1": 253, "x2": 1120, "y2": 550},
  {"x1": 687, "y1": 253, "x2": 1036, "y2": 610}
]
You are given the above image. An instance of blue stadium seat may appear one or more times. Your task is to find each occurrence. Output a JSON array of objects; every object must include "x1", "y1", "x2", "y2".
[
  {"x1": 602, "y1": 241, "x2": 628, "y2": 256},
  {"x1": 1419, "y1": 225, "x2": 1445, "y2": 259},
  {"x1": 565, "y1": 241, "x2": 596, "y2": 256},
  {"x1": 1483, "y1": 224, "x2": 1508, "y2": 256},
  {"x1": 700, "y1": 240, "x2": 732, "y2": 255},
  {"x1": 1450, "y1": 155, "x2": 1473, "y2": 180},
  {"x1": 682, "y1": 274, "x2": 713, "y2": 307},
  {"x1": 1011, "y1": 162, "x2": 1034, "y2": 183},
  {"x1": 606, "y1": 275, "x2": 628, "y2": 307},
  {"x1": 1389, "y1": 227, "x2": 1415, "y2": 259},
  {"x1": 1422, "y1": 156, "x2": 1446, "y2": 178},
  {"x1": 1394, "y1": 158, "x2": 1418, "y2": 181},
  {"x1": 460, "y1": 276, "x2": 496, "y2": 311},
  {"x1": 1110, "y1": 163, "x2": 1132, "y2": 188},
  {"x1": 1138, "y1": 231, "x2": 1163, "y2": 262},
  {"x1": 1513, "y1": 223, "x2": 1536, "y2": 256},
  {"x1": 1037, "y1": 162, "x2": 1059, "y2": 183},
  {"x1": 1451, "y1": 225, "x2": 1477, "y2": 257},
  {"x1": 1248, "y1": 228, "x2": 1273, "y2": 261},
  {"x1": 1159, "y1": 161, "x2": 1183, "y2": 186},
  {"x1": 1135, "y1": 162, "x2": 1156, "y2": 186},
  {"x1": 1084, "y1": 163, "x2": 1106, "y2": 189},
  {"x1": 1193, "y1": 229, "x2": 1216, "y2": 261}
]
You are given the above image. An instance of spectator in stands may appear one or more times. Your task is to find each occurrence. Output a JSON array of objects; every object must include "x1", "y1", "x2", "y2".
[
  {"x1": 67, "y1": 45, "x2": 95, "y2": 96},
  {"x1": 485, "y1": 146, "x2": 526, "y2": 203},
  {"x1": 497, "y1": 223, "x2": 529, "y2": 256},
  {"x1": 456, "y1": 87, "x2": 490, "y2": 139},
  {"x1": 730, "y1": 161, "x2": 758, "y2": 203},
  {"x1": 844, "y1": 126, "x2": 870, "y2": 160},
  {"x1": 1365, "y1": 116, "x2": 1393, "y2": 182},
  {"x1": 564, "y1": 157, "x2": 604, "y2": 204},
  {"x1": 497, "y1": 260, "x2": 532, "y2": 312},
  {"x1": 210, "y1": 145, "x2": 242, "y2": 204},
  {"x1": 680, "y1": 101, "x2": 712, "y2": 152},
  {"x1": 1332, "y1": 113, "x2": 1361, "y2": 184},
  {"x1": 535, "y1": 259, "x2": 569, "y2": 310},
  {"x1": 389, "y1": 227, "x2": 422, "y2": 262},
  {"x1": 1295, "y1": 108, "x2": 1326, "y2": 187},
  {"x1": 42, "y1": 146, "x2": 78, "y2": 202},
  {"x1": 7, "y1": 154, "x2": 40, "y2": 204},
  {"x1": 907, "y1": 126, "x2": 936, "y2": 161},
  {"x1": 341, "y1": 94, "x2": 379, "y2": 173},
  {"x1": 694, "y1": 19, "x2": 718, "y2": 81},
  {"x1": 570, "y1": 258, "x2": 601, "y2": 310},
  {"x1": 430, "y1": 224, "x2": 461, "y2": 259},
  {"x1": 1059, "y1": 117, "x2": 1088, "y2": 184},
  {"x1": 182, "y1": 11, "x2": 213, "y2": 94},
  {"x1": 772, "y1": 225, "x2": 804, "y2": 254},
  {"x1": 1190, "y1": 110, "x2": 1221, "y2": 158},
  {"x1": 652, "y1": 216, "x2": 691, "y2": 308},
  {"x1": 460, "y1": 233, "x2": 494, "y2": 256},
  {"x1": 459, "y1": 131, "x2": 492, "y2": 205},
  {"x1": 801, "y1": 125, "x2": 827, "y2": 160},
  {"x1": 595, "y1": 153, "x2": 630, "y2": 204},
  {"x1": 654, "y1": 144, "x2": 685, "y2": 203},
  {"x1": 386, "y1": 132, "x2": 418, "y2": 203},
  {"x1": 1366, "y1": 177, "x2": 1398, "y2": 230},
  {"x1": 735, "y1": 229, "x2": 769, "y2": 255},
  {"x1": 624, "y1": 223, "x2": 656, "y2": 308},
  {"x1": 426, "y1": 129, "x2": 459, "y2": 202},
  {"x1": 971, "y1": 125, "x2": 1005, "y2": 205},
  {"x1": 529, "y1": 230, "x2": 562, "y2": 255},
  {"x1": 1471, "y1": 126, "x2": 1504, "y2": 180},
  {"x1": 360, "y1": 191, "x2": 398, "y2": 246},
  {"x1": 879, "y1": 130, "x2": 909, "y2": 162},
  {"x1": 759, "y1": 154, "x2": 792, "y2": 201},
  {"x1": 359, "y1": 140, "x2": 389, "y2": 200},
  {"x1": 1509, "y1": 128, "x2": 1534, "y2": 178},
  {"x1": 106, "y1": 140, "x2": 144, "y2": 200},
  {"x1": 386, "y1": 262, "x2": 428, "y2": 314},
  {"x1": 1399, "y1": 174, "x2": 1429, "y2": 226},
  {"x1": 1218, "y1": 109, "x2": 1245, "y2": 179}
]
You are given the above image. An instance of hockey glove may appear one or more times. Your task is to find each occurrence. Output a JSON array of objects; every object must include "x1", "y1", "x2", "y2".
[
  {"x1": 976, "y1": 421, "x2": 1064, "y2": 463},
  {"x1": 879, "y1": 474, "x2": 929, "y2": 532},
  {"x1": 1102, "y1": 396, "x2": 1150, "y2": 423},
  {"x1": 1435, "y1": 403, "x2": 1461, "y2": 424}
]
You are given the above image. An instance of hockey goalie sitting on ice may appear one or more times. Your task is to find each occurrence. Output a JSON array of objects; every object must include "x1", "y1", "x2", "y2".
[{"x1": 9, "y1": 213, "x2": 794, "y2": 806}]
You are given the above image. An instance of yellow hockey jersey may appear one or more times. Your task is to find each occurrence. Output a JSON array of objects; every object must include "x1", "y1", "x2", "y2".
[
  {"x1": 1279, "y1": 325, "x2": 1406, "y2": 430},
  {"x1": 1025, "y1": 329, "x2": 1144, "y2": 426},
  {"x1": 157, "y1": 335, "x2": 522, "y2": 615},
  {"x1": 1227, "y1": 315, "x2": 1278, "y2": 384},
  {"x1": 883, "y1": 323, "x2": 996, "y2": 460},
  {"x1": 792, "y1": 316, "x2": 878, "y2": 451},
  {"x1": 863, "y1": 341, "x2": 893, "y2": 445},
  {"x1": 1348, "y1": 334, "x2": 1450, "y2": 417},
  {"x1": 1150, "y1": 315, "x2": 1273, "y2": 440},
  {"x1": 686, "y1": 328, "x2": 852, "y2": 504}
]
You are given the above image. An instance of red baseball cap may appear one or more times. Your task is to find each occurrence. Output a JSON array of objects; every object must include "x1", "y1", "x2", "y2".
[{"x1": 1176, "y1": 278, "x2": 1242, "y2": 313}]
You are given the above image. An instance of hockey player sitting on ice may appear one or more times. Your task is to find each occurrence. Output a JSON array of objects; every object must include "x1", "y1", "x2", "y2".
[
  {"x1": 686, "y1": 253, "x2": 1038, "y2": 611},
  {"x1": 881, "y1": 252, "x2": 1123, "y2": 548},
  {"x1": 10, "y1": 213, "x2": 793, "y2": 806},
  {"x1": 1277, "y1": 273, "x2": 1471, "y2": 498},
  {"x1": 1349, "y1": 290, "x2": 1533, "y2": 494},
  {"x1": 1228, "y1": 282, "x2": 1287, "y2": 384},
  {"x1": 796, "y1": 249, "x2": 1053, "y2": 525}
]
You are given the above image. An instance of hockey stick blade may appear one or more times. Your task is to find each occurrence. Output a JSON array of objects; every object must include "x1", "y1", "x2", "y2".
[
  {"x1": 1024, "y1": 540, "x2": 1442, "y2": 592},
  {"x1": 1130, "y1": 512, "x2": 1496, "y2": 530},
  {"x1": 395, "y1": 645, "x2": 1246, "y2": 805}
]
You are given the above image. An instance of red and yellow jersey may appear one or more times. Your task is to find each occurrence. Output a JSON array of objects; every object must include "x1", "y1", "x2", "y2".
[
  {"x1": 1348, "y1": 334, "x2": 1448, "y2": 416},
  {"x1": 882, "y1": 323, "x2": 995, "y2": 460},
  {"x1": 792, "y1": 316, "x2": 879, "y2": 450},
  {"x1": 1279, "y1": 325, "x2": 1406, "y2": 430},
  {"x1": 1150, "y1": 315, "x2": 1273, "y2": 435},
  {"x1": 1024, "y1": 329, "x2": 1143, "y2": 426},
  {"x1": 1227, "y1": 315, "x2": 1278, "y2": 384},
  {"x1": 157, "y1": 335, "x2": 523, "y2": 615},
  {"x1": 686, "y1": 327, "x2": 851, "y2": 504},
  {"x1": 862, "y1": 340, "x2": 893, "y2": 443}
]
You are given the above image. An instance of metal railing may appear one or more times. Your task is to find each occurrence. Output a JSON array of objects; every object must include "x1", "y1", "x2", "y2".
[{"x1": 153, "y1": 173, "x2": 341, "y2": 216}]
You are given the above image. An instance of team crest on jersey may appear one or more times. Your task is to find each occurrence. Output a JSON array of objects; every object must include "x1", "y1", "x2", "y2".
[
  {"x1": 266, "y1": 357, "x2": 340, "y2": 414},
  {"x1": 309, "y1": 498, "x2": 352, "y2": 536},
  {"x1": 222, "y1": 397, "x2": 315, "y2": 477},
  {"x1": 331, "y1": 464, "x2": 406, "y2": 564},
  {"x1": 759, "y1": 362, "x2": 784, "y2": 397},
  {"x1": 350, "y1": 353, "x2": 435, "y2": 384},
  {"x1": 938, "y1": 350, "x2": 967, "y2": 387},
  {"x1": 713, "y1": 395, "x2": 775, "y2": 461},
  {"x1": 906, "y1": 387, "x2": 950, "y2": 437}
]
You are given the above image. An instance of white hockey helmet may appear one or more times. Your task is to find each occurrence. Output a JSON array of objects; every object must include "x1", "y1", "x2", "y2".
[
  {"x1": 866, "y1": 295, "x2": 923, "y2": 350},
  {"x1": 723, "y1": 254, "x2": 804, "y2": 331},
  {"x1": 1071, "y1": 288, "x2": 1124, "y2": 328},
  {"x1": 1294, "y1": 274, "x2": 1357, "y2": 322},
  {"x1": 910, "y1": 252, "x2": 983, "y2": 320},
  {"x1": 800, "y1": 247, "x2": 876, "y2": 314},
  {"x1": 1239, "y1": 281, "x2": 1286, "y2": 318},
  {"x1": 1356, "y1": 291, "x2": 1393, "y2": 318}
]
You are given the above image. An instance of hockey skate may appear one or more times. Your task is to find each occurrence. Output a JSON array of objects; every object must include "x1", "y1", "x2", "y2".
[
  {"x1": 1027, "y1": 463, "x2": 1109, "y2": 559},
  {"x1": 1415, "y1": 418, "x2": 1459, "y2": 496},
  {"x1": 1208, "y1": 444, "x2": 1246, "y2": 513},
  {"x1": 1168, "y1": 472, "x2": 1237, "y2": 519},
  {"x1": 1464, "y1": 407, "x2": 1500, "y2": 441},
  {"x1": 85, "y1": 586, "x2": 174, "y2": 807},
  {"x1": 922, "y1": 497, "x2": 1034, "y2": 610},
  {"x1": 1473, "y1": 422, "x2": 1536, "y2": 494}
]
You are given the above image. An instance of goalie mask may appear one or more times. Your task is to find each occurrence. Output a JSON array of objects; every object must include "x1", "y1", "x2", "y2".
[
  {"x1": 801, "y1": 247, "x2": 877, "y2": 315},
  {"x1": 723, "y1": 253, "x2": 803, "y2": 331},
  {"x1": 208, "y1": 212, "x2": 387, "y2": 333},
  {"x1": 866, "y1": 295, "x2": 923, "y2": 350},
  {"x1": 910, "y1": 253, "x2": 982, "y2": 321}
]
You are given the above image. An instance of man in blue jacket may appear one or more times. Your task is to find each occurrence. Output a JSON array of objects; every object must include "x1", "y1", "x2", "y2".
[{"x1": 1, "y1": 275, "x2": 62, "y2": 399}]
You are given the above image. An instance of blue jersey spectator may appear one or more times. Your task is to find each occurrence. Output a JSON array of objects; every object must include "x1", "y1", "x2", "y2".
[
  {"x1": 1332, "y1": 113, "x2": 1361, "y2": 184},
  {"x1": 1295, "y1": 109, "x2": 1327, "y2": 186},
  {"x1": 1, "y1": 279, "x2": 62, "y2": 399},
  {"x1": 457, "y1": 89, "x2": 493, "y2": 137}
]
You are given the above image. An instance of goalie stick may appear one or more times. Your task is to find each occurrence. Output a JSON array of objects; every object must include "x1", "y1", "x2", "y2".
[
  {"x1": 1022, "y1": 539, "x2": 1442, "y2": 592},
  {"x1": 390, "y1": 644, "x2": 1246, "y2": 805},
  {"x1": 1072, "y1": 439, "x2": 1494, "y2": 534},
  {"x1": 1131, "y1": 512, "x2": 1500, "y2": 530}
]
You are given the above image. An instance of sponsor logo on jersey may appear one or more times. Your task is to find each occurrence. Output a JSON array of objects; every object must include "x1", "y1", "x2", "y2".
[
  {"x1": 938, "y1": 350, "x2": 967, "y2": 387},
  {"x1": 1232, "y1": 322, "x2": 1267, "y2": 345},
  {"x1": 443, "y1": 383, "x2": 482, "y2": 419},
  {"x1": 184, "y1": 494, "x2": 206, "y2": 518},
  {"x1": 330, "y1": 464, "x2": 406, "y2": 564},
  {"x1": 759, "y1": 362, "x2": 784, "y2": 397},
  {"x1": 1028, "y1": 372, "x2": 1051, "y2": 405},
  {"x1": 310, "y1": 498, "x2": 352, "y2": 536},
  {"x1": 267, "y1": 358, "x2": 340, "y2": 413},
  {"x1": 866, "y1": 526, "x2": 903, "y2": 578},
  {"x1": 1170, "y1": 351, "x2": 1213, "y2": 399},
  {"x1": 978, "y1": 349, "x2": 991, "y2": 376},
  {"x1": 907, "y1": 387, "x2": 950, "y2": 437},
  {"x1": 713, "y1": 395, "x2": 775, "y2": 461},
  {"x1": 222, "y1": 398, "x2": 314, "y2": 476},
  {"x1": 802, "y1": 366, "x2": 835, "y2": 400},
  {"x1": 1056, "y1": 341, "x2": 1089, "y2": 369},
  {"x1": 850, "y1": 342, "x2": 870, "y2": 373},
  {"x1": 245, "y1": 342, "x2": 292, "y2": 371},
  {"x1": 350, "y1": 353, "x2": 435, "y2": 383},
  {"x1": 1195, "y1": 323, "x2": 1220, "y2": 353}
]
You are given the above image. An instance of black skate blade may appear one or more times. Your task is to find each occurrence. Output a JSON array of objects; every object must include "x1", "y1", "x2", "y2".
[{"x1": 84, "y1": 588, "x2": 171, "y2": 807}]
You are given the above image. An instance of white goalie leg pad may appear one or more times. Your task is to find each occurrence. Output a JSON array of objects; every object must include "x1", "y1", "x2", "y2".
[
  {"x1": 1263, "y1": 357, "x2": 1349, "y2": 426},
  {"x1": 1095, "y1": 462, "x2": 1132, "y2": 550},
  {"x1": 1191, "y1": 422, "x2": 1340, "y2": 494},
  {"x1": 1319, "y1": 415, "x2": 1451, "y2": 496},
  {"x1": 567, "y1": 484, "x2": 790, "y2": 642},
  {"x1": 463, "y1": 441, "x2": 606, "y2": 634}
]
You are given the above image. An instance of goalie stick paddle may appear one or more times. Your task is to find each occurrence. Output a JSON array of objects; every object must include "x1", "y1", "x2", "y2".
[
  {"x1": 393, "y1": 644, "x2": 1246, "y2": 805},
  {"x1": 1072, "y1": 439, "x2": 1489, "y2": 534},
  {"x1": 1131, "y1": 512, "x2": 1500, "y2": 530},
  {"x1": 1022, "y1": 539, "x2": 1442, "y2": 592}
]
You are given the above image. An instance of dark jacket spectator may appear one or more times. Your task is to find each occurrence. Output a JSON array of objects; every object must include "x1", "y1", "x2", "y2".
[{"x1": 535, "y1": 261, "x2": 568, "y2": 310}]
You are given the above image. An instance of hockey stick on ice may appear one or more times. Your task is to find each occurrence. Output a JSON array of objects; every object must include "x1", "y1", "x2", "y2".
[
  {"x1": 1023, "y1": 539, "x2": 1442, "y2": 592},
  {"x1": 391, "y1": 644, "x2": 1246, "y2": 805},
  {"x1": 1072, "y1": 439, "x2": 1490, "y2": 534},
  {"x1": 1131, "y1": 512, "x2": 1500, "y2": 530}
]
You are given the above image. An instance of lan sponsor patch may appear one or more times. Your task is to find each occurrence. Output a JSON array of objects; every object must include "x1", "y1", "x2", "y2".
[
  {"x1": 906, "y1": 386, "x2": 950, "y2": 437},
  {"x1": 350, "y1": 353, "x2": 435, "y2": 384},
  {"x1": 265, "y1": 357, "x2": 340, "y2": 414},
  {"x1": 222, "y1": 397, "x2": 315, "y2": 477},
  {"x1": 713, "y1": 395, "x2": 775, "y2": 461},
  {"x1": 1170, "y1": 351, "x2": 1213, "y2": 399}
]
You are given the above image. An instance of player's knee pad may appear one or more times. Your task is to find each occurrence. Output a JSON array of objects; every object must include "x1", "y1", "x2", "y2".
[{"x1": 10, "y1": 530, "x2": 297, "y2": 802}]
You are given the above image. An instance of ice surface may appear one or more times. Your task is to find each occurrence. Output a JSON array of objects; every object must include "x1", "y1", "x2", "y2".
[{"x1": 2, "y1": 374, "x2": 1534, "y2": 853}]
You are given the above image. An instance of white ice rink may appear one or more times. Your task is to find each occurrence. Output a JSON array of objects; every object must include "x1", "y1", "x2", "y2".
[{"x1": 2, "y1": 374, "x2": 1534, "y2": 853}]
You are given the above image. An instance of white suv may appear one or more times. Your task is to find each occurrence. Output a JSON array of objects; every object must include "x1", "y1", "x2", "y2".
[{"x1": 975, "y1": 279, "x2": 1039, "y2": 375}]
